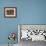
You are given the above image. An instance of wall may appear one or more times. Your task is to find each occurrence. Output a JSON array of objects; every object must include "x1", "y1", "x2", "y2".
[
  {"x1": 20, "y1": 0, "x2": 46, "y2": 24},
  {"x1": 0, "y1": 0, "x2": 46, "y2": 44}
]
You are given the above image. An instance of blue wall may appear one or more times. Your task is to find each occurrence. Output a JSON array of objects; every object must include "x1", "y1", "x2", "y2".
[{"x1": 0, "y1": 0, "x2": 46, "y2": 44}]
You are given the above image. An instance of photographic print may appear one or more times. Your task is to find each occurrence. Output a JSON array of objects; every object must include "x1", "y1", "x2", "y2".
[
  {"x1": 4, "y1": 7, "x2": 17, "y2": 18},
  {"x1": 18, "y1": 24, "x2": 46, "y2": 41}
]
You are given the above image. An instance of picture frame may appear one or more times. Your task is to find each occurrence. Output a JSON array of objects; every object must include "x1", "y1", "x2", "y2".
[
  {"x1": 4, "y1": 7, "x2": 17, "y2": 18},
  {"x1": 18, "y1": 24, "x2": 46, "y2": 42}
]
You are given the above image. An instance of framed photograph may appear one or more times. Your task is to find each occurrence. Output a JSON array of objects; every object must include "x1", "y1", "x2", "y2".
[
  {"x1": 4, "y1": 7, "x2": 17, "y2": 18},
  {"x1": 18, "y1": 24, "x2": 46, "y2": 42}
]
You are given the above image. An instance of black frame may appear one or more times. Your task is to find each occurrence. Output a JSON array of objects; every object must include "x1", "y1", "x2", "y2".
[{"x1": 4, "y1": 7, "x2": 17, "y2": 18}]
